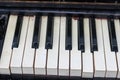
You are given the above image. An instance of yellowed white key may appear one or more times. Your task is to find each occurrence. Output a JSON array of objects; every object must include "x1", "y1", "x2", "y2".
[
  {"x1": 101, "y1": 19, "x2": 117, "y2": 78},
  {"x1": 94, "y1": 19, "x2": 106, "y2": 77},
  {"x1": 70, "y1": 18, "x2": 81, "y2": 76},
  {"x1": 59, "y1": 17, "x2": 69, "y2": 76},
  {"x1": 114, "y1": 19, "x2": 120, "y2": 78},
  {"x1": 47, "y1": 17, "x2": 60, "y2": 75},
  {"x1": 10, "y1": 16, "x2": 29, "y2": 74},
  {"x1": 22, "y1": 16, "x2": 35, "y2": 74},
  {"x1": 82, "y1": 18, "x2": 93, "y2": 78},
  {"x1": 0, "y1": 15, "x2": 18, "y2": 74},
  {"x1": 35, "y1": 16, "x2": 47, "y2": 75}
]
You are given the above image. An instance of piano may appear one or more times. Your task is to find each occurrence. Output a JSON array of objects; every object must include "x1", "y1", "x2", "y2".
[{"x1": 0, "y1": 0, "x2": 120, "y2": 80}]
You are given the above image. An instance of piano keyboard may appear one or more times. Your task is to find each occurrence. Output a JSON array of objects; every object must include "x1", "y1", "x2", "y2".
[{"x1": 0, "y1": 14, "x2": 120, "y2": 78}]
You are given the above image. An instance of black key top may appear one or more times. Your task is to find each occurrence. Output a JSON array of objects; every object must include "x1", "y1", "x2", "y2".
[
  {"x1": 108, "y1": 18, "x2": 118, "y2": 52},
  {"x1": 45, "y1": 15, "x2": 54, "y2": 49},
  {"x1": 78, "y1": 17, "x2": 84, "y2": 52},
  {"x1": 12, "y1": 15, "x2": 23, "y2": 48},
  {"x1": 32, "y1": 15, "x2": 41, "y2": 49},
  {"x1": 89, "y1": 18, "x2": 98, "y2": 52},
  {"x1": 65, "y1": 16, "x2": 72, "y2": 50}
]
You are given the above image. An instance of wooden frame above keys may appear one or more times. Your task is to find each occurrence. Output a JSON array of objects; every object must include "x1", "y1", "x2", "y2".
[{"x1": 0, "y1": 1, "x2": 119, "y2": 17}]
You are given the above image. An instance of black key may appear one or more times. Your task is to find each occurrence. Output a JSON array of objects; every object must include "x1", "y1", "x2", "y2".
[
  {"x1": 65, "y1": 16, "x2": 72, "y2": 50},
  {"x1": 89, "y1": 18, "x2": 98, "y2": 52},
  {"x1": 12, "y1": 15, "x2": 23, "y2": 48},
  {"x1": 78, "y1": 17, "x2": 84, "y2": 52},
  {"x1": 45, "y1": 15, "x2": 54, "y2": 49},
  {"x1": 32, "y1": 15, "x2": 41, "y2": 49},
  {"x1": 0, "y1": 14, "x2": 8, "y2": 57},
  {"x1": 108, "y1": 18, "x2": 118, "y2": 52},
  {"x1": 0, "y1": 15, "x2": 8, "y2": 40}
]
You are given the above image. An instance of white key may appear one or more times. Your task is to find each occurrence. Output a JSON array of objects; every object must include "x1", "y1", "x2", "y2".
[
  {"x1": 22, "y1": 16, "x2": 35, "y2": 74},
  {"x1": 101, "y1": 19, "x2": 117, "y2": 77},
  {"x1": 94, "y1": 19, "x2": 106, "y2": 77},
  {"x1": 82, "y1": 18, "x2": 93, "y2": 78},
  {"x1": 10, "y1": 16, "x2": 29, "y2": 74},
  {"x1": 59, "y1": 17, "x2": 69, "y2": 76},
  {"x1": 35, "y1": 16, "x2": 47, "y2": 75},
  {"x1": 0, "y1": 15, "x2": 18, "y2": 74},
  {"x1": 47, "y1": 17, "x2": 60, "y2": 75},
  {"x1": 70, "y1": 18, "x2": 81, "y2": 76},
  {"x1": 114, "y1": 19, "x2": 120, "y2": 78}
]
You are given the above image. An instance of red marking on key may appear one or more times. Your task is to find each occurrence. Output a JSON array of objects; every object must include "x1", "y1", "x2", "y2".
[{"x1": 72, "y1": 16, "x2": 79, "y2": 20}]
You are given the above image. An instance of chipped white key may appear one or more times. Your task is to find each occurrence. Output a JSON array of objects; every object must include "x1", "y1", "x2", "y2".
[
  {"x1": 82, "y1": 18, "x2": 93, "y2": 78},
  {"x1": 35, "y1": 16, "x2": 47, "y2": 75},
  {"x1": 94, "y1": 18, "x2": 106, "y2": 77},
  {"x1": 10, "y1": 16, "x2": 29, "y2": 74},
  {"x1": 0, "y1": 15, "x2": 18, "y2": 74},
  {"x1": 22, "y1": 16, "x2": 35, "y2": 74},
  {"x1": 47, "y1": 17, "x2": 60, "y2": 75},
  {"x1": 59, "y1": 17, "x2": 69, "y2": 76},
  {"x1": 114, "y1": 19, "x2": 120, "y2": 78},
  {"x1": 101, "y1": 19, "x2": 117, "y2": 78},
  {"x1": 70, "y1": 18, "x2": 81, "y2": 76}
]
